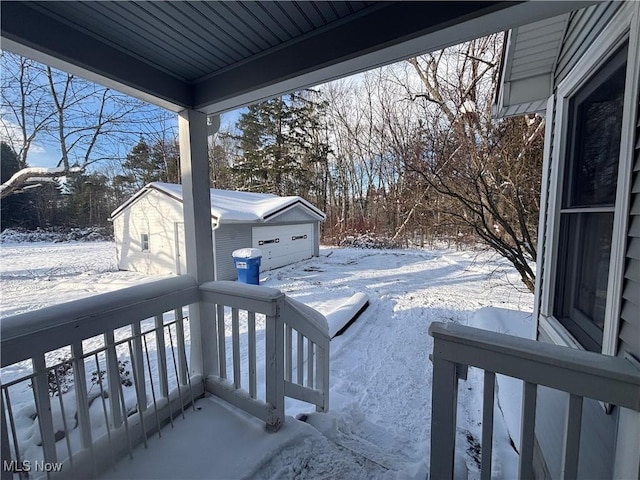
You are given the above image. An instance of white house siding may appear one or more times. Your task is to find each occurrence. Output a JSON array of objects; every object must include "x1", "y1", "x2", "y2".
[
  {"x1": 554, "y1": 2, "x2": 622, "y2": 86},
  {"x1": 113, "y1": 189, "x2": 185, "y2": 276},
  {"x1": 533, "y1": 3, "x2": 640, "y2": 478}
]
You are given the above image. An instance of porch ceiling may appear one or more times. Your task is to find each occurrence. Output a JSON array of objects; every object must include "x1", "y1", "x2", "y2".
[{"x1": 1, "y1": 1, "x2": 594, "y2": 114}]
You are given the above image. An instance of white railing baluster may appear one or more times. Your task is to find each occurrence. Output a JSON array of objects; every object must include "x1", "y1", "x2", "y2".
[
  {"x1": 127, "y1": 340, "x2": 148, "y2": 448},
  {"x1": 561, "y1": 394, "x2": 583, "y2": 479},
  {"x1": 52, "y1": 366, "x2": 74, "y2": 467},
  {"x1": 317, "y1": 341, "x2": 329, "y2": 412},
  {"x1": 307, "y1": 340, "x2": 314, "y2": 388},
  {"x1": 429, "y1": 356, "x2": 458, "y2": 480},
  {"x1": 174, "y1": 309, "x2": 188, "y2": 385},
  {"x1": 155, "y1": 315, "x2": 169, "y2": 399},
  {"x1": 285, "y1": 325, "x2": 293, "y2": 382},
  {"x1": 105, "y1": 331, "x2": 123, "y2": 427},
  {"x1": 72, "y1": 341, "x2": 92, "y2": 450},
  {"x1": 131, "y1": 321, "x2": 147, "y2": 412},
  {"x1": 2, "y1": 389, "x2": 21, "y2": 472},
  {"x1": 248, "y1": 312, "x2": 257, "y2": 399},
  {"x1": 168, "y1": 325, "x2": 186, "y2": 420},
  {"x1": 481, "y1": 371, "x2": 496, "y2": 480},
  {"x1": 217, "y1": 304, "x2": 227, "y2": 379},
  {"x1": 1, "y1": 389, "x2": 14, "y2": 478},
  {"x1": 264, "y1": 296, "x2": 285, "y2": 432},
  {"x1": 142, "y1": 335, "x2": 162, "y2": 437},
  {"x1": 114, "y1": 361, "x2": 134, "y2": 458},
  {"x1": 297, "y1": 331, "x2": 304, "y2": 385},
  {"x1": 32, "y1": 355, "x2": 57, "y2": 464},
  {"x1": 93, "y1": 352, "x2": 116, "y2": 468},
  {"x1": 519, "y1": 382, "x2": 537, "y2": 479},
  {"x1": 232, "y1": 308, "x2": 241, "y2": 388}
]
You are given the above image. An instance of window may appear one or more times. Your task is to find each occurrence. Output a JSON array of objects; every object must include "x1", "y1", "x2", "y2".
[
  {"x1": 141, "y1": 233, "x2": 150, "y2": 252},
  {"x1": 553, "y1": 46, "x2": 627, "y2": 352}
]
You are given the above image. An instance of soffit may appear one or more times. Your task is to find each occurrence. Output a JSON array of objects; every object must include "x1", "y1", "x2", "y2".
[{"x1": 2, "y1": 1, "x2": 594, "y2": 114}]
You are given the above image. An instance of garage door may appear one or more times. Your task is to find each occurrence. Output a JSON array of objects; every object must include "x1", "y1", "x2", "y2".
[{"x1": 252, "y1": 224, "x2": 314, "y2": 271}]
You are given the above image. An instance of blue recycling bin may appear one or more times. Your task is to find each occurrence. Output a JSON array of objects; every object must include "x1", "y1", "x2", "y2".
[{"x1": 232, "y1": 248, "x2": 262, "y2": 285}]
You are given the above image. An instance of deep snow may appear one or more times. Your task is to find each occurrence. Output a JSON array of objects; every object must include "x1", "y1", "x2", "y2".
[{"x1": 0, "y1": 241, "x2": 534, "y2": 479}]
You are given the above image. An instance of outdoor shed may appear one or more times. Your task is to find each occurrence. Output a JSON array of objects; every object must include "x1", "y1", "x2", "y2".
[{"x1": 110, "y1": 182, "x2": 325, "y2": 280}]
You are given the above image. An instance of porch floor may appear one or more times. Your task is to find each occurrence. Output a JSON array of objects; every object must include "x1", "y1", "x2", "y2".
[{"x1": 101, "y1": 394, "x2": 319, "y2": 480}]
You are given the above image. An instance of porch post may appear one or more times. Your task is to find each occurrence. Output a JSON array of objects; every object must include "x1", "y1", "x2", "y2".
[{"x1": 178, "y1": 110, "x2": 218, "y2": 378}]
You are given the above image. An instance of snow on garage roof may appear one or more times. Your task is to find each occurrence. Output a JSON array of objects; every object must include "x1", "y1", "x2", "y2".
[{"x1": 110, "y1": 182, "x2": 326, "y2": 223}]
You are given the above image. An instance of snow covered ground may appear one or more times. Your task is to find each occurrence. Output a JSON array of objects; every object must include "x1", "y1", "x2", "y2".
[{"x1": 1, "y1": 241, "x2": 534, "y2": 479}]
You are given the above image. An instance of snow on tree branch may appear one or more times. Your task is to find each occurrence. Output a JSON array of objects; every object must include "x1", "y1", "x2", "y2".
[{"x1": 0, "y1": 165, "x2": 83, "y2": 199}]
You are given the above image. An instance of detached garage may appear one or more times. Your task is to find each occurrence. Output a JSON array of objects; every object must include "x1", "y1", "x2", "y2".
[{"x1": 110, "y1": 182, "x2": 325, "y2": 280}]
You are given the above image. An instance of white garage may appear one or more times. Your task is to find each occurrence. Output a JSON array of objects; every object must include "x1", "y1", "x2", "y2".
[{"x1": 110, "y1": 182, "x2": 325, "y2": 280}]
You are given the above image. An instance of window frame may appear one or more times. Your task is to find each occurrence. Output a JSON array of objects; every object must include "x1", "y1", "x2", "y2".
[
  {"x1": 141, "y1": 233, "x2": 150, "y2": 252},
  {"x1": 553, "y1": 48, "x2": 627, "y2": 352},
  {"x1": 539, "y1": 2, "x2": 640, "y2": 357}
]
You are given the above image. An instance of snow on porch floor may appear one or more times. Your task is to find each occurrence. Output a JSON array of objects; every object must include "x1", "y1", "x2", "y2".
[{"x1": 101, "y1": 394, "x2": 322, "y2": 480}]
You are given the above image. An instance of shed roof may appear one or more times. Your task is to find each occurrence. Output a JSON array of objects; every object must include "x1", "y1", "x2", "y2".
[{"x1": 110, "y1": 182, "x2": 326, "y2": 224}]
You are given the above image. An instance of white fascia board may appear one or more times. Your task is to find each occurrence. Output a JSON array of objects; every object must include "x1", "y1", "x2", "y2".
[
  {"x1": 508, "y1": 74, "x2": 553, "y2": 107},
  {"x1": 0, "y1": 38, "x2": 188, "y2": 114}
]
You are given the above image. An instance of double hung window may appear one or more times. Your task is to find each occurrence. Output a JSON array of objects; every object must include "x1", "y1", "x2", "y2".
[{"x1": 553, "y1": 46, "x2": 627, "y2": 352}]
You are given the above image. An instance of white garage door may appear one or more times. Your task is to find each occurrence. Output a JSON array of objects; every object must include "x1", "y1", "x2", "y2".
[{"x1": 252, "y1": 224, "x2": 314, "y2": 271}]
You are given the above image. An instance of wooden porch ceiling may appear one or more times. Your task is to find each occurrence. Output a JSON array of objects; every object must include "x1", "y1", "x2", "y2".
[{"x1": 1, "y1": 1, "x2": 594, "y2": 114}]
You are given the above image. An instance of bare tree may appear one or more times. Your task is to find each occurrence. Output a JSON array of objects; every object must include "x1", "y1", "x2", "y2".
[
  {"x1": 0, "y1": 52, "x2": 159, "y2": 199},
  {"x1": 404, "y1": 35, "x2": 543, "y2": 291}
]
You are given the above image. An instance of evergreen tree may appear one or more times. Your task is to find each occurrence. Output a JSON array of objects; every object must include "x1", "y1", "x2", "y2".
[
  {"x1": 232, "y1": 91, "x2": 330, "y2": 197},
  {"x1": 1, "y1": 142, "x2": 37, "y2": 229},
  {"x1": 151, "y1": 138, "x2": 180, "y2": 184},
  {"x1": 120, "y1": 137, "x2": 181, "y2": 195},
  {"x1": 64, "y1": 173, "x2": 112, "y2": 226},
  {"x1": 122, "y1": 138, "x2": 160, "y2": 189}
]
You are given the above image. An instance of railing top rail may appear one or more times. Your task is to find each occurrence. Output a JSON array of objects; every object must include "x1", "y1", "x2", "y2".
[
  {"x1": 200, "y1": 281, "x2": 284, "y2": 315},
  {"x1": 429, "y1": 322, "x2": 640, "y2": 411},
  {"x1": 1, "y1": 276, "x2": 199, "y2": 366},
  {"x1": 283, "y1": 296, "x2": 329, "y2": 345},
  {"x1": 200, "y1": 281, "x2": 282, "y2": 301}
]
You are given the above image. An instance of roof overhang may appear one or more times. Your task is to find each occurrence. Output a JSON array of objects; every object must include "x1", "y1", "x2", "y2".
[
  {"x1": 2, "y1": 1, "x2": 593, "y2": 115},
  {"x1": 493, "y1": 13, "x2": 571, "y2": 118}
]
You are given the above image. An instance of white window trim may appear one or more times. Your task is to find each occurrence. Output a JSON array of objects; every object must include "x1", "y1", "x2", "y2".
[{"x1": 540, "y1": 2, "x2": 640, "y2": 356}]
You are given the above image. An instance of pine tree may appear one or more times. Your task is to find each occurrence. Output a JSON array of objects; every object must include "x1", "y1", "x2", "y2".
[
  {"x1": 232, "y1": 91, "x2": 330, "y2": 197},
  {"x1": 122, "y1": 138, "x2": 161, "y2": 189},
  {"x1": 0, "y1": 142, "x2": 37, "y2": 229}
]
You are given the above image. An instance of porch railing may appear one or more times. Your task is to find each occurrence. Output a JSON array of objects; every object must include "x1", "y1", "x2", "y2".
[
  {"x1": 200, "y1": 281, "x2": 330, "y2": 432},
  {"x1": 1, "y1": 276, "x2": 201, "y2": 479},
  {"x1": 1, "y1": 277, "x2": 330, "y2": 479},
  {"x1": 428, "y1": 322, "x2": 640, "y2": 480}
]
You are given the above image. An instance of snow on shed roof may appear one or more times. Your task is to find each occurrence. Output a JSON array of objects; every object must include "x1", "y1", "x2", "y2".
[{"x1": 110, "y1": 182, "x2": 326, "y2": 223}]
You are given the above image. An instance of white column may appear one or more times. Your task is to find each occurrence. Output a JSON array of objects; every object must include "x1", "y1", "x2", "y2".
[{"x1": 178, "y1": 109, "x2": 218, "y2": 378}]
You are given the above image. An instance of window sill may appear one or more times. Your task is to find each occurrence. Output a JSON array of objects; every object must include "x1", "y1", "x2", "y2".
[
  {"x1": 539, "y1": 314, "x2": 614, "y2": 414},
  {"x1": 539, "y1": 314, "x2": 585, "y2": 351}
]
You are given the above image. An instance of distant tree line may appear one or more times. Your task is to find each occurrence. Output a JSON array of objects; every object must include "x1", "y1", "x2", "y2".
[{"x1": 1, "y1": 34, "x2": 542, "y2": 291}]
